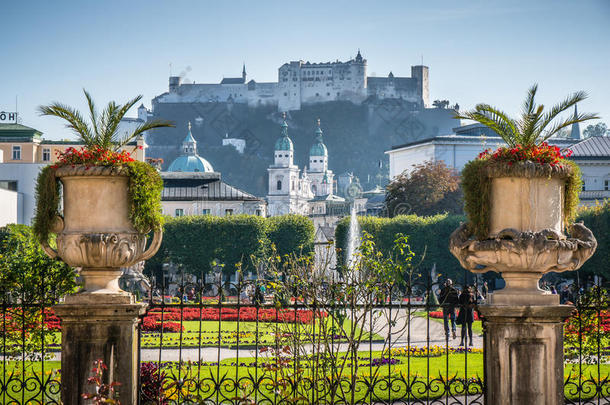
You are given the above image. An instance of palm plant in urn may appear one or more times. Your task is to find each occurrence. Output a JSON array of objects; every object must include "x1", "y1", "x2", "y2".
[
  {"x1": 34, "y1": 90, "x2": 173, "y2": 298},
  {"x1": 449, "y1": 85, "x2": 598, "y2": 303}
]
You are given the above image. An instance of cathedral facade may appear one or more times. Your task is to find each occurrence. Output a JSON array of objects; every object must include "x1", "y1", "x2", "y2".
[
  {"x1": 266, "y1": 117, "x2": 337, "y2": 217},
  {"x1": 152, "y1": 51, "x2": 429, "y2": 112}
]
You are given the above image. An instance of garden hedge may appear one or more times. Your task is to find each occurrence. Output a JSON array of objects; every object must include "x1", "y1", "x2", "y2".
[
  {"x1": 145, "y1": 214, "x2": 316, "y2": 276},
  {"x1": 576, "y1": 201, "x2": 610, "y2": 280},
  {"x1": 336, "y1": 203, "x2": 609, "y2": 282},
  {"x1": 335, "y1": 214, "x2": 466, "y2": 280}
]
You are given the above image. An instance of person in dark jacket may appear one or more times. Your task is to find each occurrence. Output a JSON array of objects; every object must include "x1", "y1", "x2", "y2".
[
  {"x1": 457, "y1": 285, "x2": 476, "y2": 346},
  {"x1": 438, "y1": 279, "x2": 460, "y2": 339}
]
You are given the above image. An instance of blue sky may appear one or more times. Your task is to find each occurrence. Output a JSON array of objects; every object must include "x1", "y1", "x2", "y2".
[{"x1": 1, "y1": 0, "x2": 609, "y2": 140}]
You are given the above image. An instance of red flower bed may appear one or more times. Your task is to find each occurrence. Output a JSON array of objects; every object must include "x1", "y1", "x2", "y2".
[
  {"x1": 141, "y1": 317, "x2": 184, "y2": 333},
  {"x1": 0, "y1": 308, "x2": 61, "y2": 333},
  {"x1": 429, "y1": 310, "x2": 480, "y2": 321},
  {"x1": 145, "y1": 307, "x2": 325, "y2": 325}
]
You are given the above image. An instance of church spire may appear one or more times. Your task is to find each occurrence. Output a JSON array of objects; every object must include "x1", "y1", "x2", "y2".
[
  {"x1": 570, "y1": 104, "x2": 581, "y2": 140},
  {"x1": 242, "y1": 63, "x2": 246, "y2": 81}
]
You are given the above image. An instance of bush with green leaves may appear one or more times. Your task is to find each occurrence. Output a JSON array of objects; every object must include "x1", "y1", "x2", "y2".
[
  {"x1": 336, "y1": 214, "x2": 465, "y2": 281},
  {"x1": 147, "y1": 214, "x2": 316, "y2": 277},
  {"x1": 266, "y1": 214, "x2": 315, "y2": 257},
  {"x1": 576, "y1": 201, "x2": 610, "y2": 280}
]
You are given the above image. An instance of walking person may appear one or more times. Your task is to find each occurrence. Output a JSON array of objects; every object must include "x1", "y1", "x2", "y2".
[
  {"x1": 457, "y1": 285, "x2": 476, "y2": 346},
  {"x1": 438, "y1": 279, "x2": 459, "y2": 339}
]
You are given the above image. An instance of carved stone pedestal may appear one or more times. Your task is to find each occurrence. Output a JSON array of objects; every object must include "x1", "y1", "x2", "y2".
[
  {"x1": 54, "y1": 294, "x2": 146, "y2": 404},
  {"x1": 479, "y1": 304, "x2": 574, "y2": 405}
]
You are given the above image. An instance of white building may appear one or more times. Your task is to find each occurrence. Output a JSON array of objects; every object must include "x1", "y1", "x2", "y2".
[
  {"x1": 152, "y1": 51, "x2": 429, "y2": 112},
  {"x1": 162, "y1": 123, "x2": 266, "y2": 217},
  {"x1": 569, "y1": 136, "x2": 610, "y2": 205},
  {"x1": 266, "y1": 117, "x2": 314, "y2": 216},
  {"x1": 386, "y1": 123, "x2": 578, "y2": 178}
]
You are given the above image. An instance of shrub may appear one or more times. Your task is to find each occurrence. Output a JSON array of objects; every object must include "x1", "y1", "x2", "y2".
[{"x1": 335, "y1": 214, "x2": 465, "y2": 280}]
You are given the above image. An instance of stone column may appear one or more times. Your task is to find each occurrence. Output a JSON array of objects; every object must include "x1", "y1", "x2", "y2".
[
  {"x1": 54, "y1": 294, "x2": 146, "y2": 404},
  {"x1": 478, "y1": 302, "x2": 574, "y2": 405}
]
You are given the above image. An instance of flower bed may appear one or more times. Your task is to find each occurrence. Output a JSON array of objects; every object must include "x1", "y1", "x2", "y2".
[
  {"x1": 145, "y1": 307, "x2": 325, "y2": 325},
  {"x1": 141, "y1": 317, "x2": 184, "y2": 333},
  {"x1": 428, "y1": 311, "x2": 480, "y2": 321}
]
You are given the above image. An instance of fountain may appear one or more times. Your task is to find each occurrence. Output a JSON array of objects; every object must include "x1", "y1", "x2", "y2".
[{"x1": 345, "y1": 204, "x2": 361, "y2": 267}]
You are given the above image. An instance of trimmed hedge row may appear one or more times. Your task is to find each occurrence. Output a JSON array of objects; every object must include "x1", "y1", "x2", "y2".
[
  {"x1": 576, "y1": 202, "x2": 609, "y2": 280},
  {"x1": 335, "y1": 203, "x2": 609, "y2": 281},
  {"x1": 335, "y1": 214, "x2": 466, "y2": 280},
  {"x1": 146, "y1": 214, "x2": 314, "y2": 276}
]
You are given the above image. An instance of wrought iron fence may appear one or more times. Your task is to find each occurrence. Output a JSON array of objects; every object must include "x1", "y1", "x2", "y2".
[
  {"x1": 0, "y1": 286, "x2": 62, "y2": 404},
  {"x1": 136, "y1": 261, "x2": 487, "y2": 405},
  {"x1": 0, "y1": 267, "x2": 607, "y2": 404}
]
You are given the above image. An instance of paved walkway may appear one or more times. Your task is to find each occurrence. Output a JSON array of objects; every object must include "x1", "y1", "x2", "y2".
[{"x1": 138, "y1": 310, "x2": 483, "y2": 362}]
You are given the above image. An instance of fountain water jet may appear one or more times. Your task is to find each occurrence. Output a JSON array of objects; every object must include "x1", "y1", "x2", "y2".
[{"x1": 345, "y1": 204, "x2": 361, "y2": 267}]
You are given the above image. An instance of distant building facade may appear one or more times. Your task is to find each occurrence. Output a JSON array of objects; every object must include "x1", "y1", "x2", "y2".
[
  {"x1": 568, "y1": 136, "x2": 610, "y2": 205},
  {"x1": 152, "y1": 51, "x2": 429, "y2": 112},
  {"x1": 385, "y1": 123, "x2": 579, "y2": 179},
  {"x1": 162, "y1": 123, "x2": 266, "y2": 217},
  {"x1": 0, "y1": 123, "x2": 146, "y2": 225}
]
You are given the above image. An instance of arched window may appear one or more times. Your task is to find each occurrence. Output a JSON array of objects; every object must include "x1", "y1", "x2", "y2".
[
  {"x1": 277, "y1": 180, "x2": 282, "y2": 191},
  {"x1": 312, "y1": 185, "x2": 317, "y2": 194}
]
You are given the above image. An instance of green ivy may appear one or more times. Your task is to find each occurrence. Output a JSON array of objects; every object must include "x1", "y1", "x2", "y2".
[
  {"x1": 126, "y1": 161, "x2": 164, "y2": 233},
  {"x1": 33, "y1": 166, "x2": 61, "y2": 245}
]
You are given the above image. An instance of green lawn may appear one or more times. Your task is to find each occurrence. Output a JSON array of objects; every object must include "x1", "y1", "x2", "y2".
[
  {"x1": 140, "y1": 317, "x2": 384, "y2": 348},
  {"x1": 2, "y1": 354, "x2": 608, "y2": 403}
]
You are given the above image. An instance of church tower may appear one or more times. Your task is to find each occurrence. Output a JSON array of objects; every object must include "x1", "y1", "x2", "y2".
[
  {"x1": 570, "y1": 104, "x2": 582, "y2": 140},
  {"x1": 267, "y1": 114, "x2": 307, "y2": 216},
  {"x1": 308, "y1": 119, "x2": 334, "y2": 196}
]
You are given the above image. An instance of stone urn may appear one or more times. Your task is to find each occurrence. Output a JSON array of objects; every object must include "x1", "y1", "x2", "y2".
[
  {"x1": 450, "y1": 162, "x2": 596, "y2": 304},
  {"x1": 41, "y1": 165, "x2": 162, "y2": 297}
]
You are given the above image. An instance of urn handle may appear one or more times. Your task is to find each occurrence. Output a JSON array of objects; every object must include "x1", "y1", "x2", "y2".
[
  {"x1": 41, "y1": 216, "x2": 65, "y2": 259},
  {"x1": 139, "y1": 229, "x2": 163, "y2": 261}
]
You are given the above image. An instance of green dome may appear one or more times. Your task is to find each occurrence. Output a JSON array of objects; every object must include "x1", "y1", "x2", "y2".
[
  {"x1": 310, "y1": 142, "x2": 327, "y2": 156},
  {"x1": 275, "y1": 120, "x2": 294, "y2": 151},
  {"x1": 310, "y1": 121, "x2": 327, "y2": 156},
  {"x1": 275, "y1": 136, "x2": 293, "y2": 151},
  {"x1": 168, "y1": 155, "x2": 214, "y2": 172}
]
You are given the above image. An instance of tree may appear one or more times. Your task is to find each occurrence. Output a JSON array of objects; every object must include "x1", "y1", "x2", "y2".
[
  {"x1": 385, "y1": 160, "x2": 462, "y2": 217},
  {"x1": 583, "y1": 122, "x2": 609, "y2": 138},
  {"x1": 38, "y1": 89, "x2": 173, "y2": 150},
  {"x1": 455, "y1": 84, "x2": 598, "y2": 147},
  {"x1": 0, "y1": 224, "x2": 76, "y2": 303}
]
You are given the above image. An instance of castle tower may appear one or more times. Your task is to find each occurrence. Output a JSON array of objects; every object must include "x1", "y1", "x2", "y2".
[
  {"x1": 411, "y1": 65, "x2": 429, "y2": 108},
  {"x1": 308, "y1": 119, "x2": 334, "y2": 196},
  {"x1": 570, "y1": 104, "x2": 581, "y2": 140}
]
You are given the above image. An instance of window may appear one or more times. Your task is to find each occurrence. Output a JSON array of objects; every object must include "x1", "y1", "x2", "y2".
[
  {"x1": 175, "y1": 208, "x2": 184, "y2": 217},
  {"x1": 327, "y1": 92, "x2": 330, "y2": 96},
  {"x1": 0, "y1": 180, "x2": 17, "y2": 191},
  {"x1": 605, "y1": 180, "x2": 609, "y2": 191},
  {"x1": 12, "y1": 146, "x2": 21, "y2": 160},
  {"x1": 255, "y1": 209, "x2": 262, "y2": 216},
  {"x1": 284, "y1": 154, "x2": 289, "y2": 157},
  {"x1": 225, "y1": 209, "x2": 234, "y2": 216},
  {"x1": 582, "y1": 182, "x2": 586, "y2": 192},
  {"x1": 201, "y1": 209, "x2": 210, "y2": 215},
  {"x1": 42, "y1": 148, "x2": 51, "y2": 161},
  {"x1": 277, "y1": 180, "x2": 282, "y2": 190},
  {"x1": 316, "y1": 93, "x2": 319, "y2": 97}
]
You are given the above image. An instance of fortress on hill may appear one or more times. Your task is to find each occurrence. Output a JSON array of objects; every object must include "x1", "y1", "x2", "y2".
[{"x1": 153, "y1": 51, "x2": 430, "y2": 111}]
